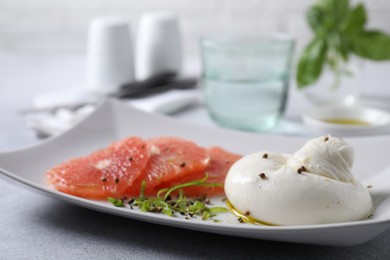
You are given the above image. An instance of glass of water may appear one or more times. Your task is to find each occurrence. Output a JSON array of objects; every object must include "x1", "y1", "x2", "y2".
[{"x1": 200, "y1": 34, "x2": 294, "y2": 132}]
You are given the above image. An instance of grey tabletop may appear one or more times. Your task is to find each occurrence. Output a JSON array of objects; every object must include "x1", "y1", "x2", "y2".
[
  {"x1": 1, "y1": 176, "x2": 390, "y2": 259},
  {"x1": 1, "y1": 54, "x2": 390, "y2": 259}
]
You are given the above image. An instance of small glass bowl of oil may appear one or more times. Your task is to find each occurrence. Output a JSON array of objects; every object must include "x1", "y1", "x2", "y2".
[{"x1": 302, "y1": 104, "x2": 390, "y2": 137}]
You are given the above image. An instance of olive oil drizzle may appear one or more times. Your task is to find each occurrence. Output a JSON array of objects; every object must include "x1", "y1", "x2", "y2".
[
  {"x1": 225, "y1": 200, "x2": 277, "y2": 226},
  {"x1": 322, "y1": 118, "x2": 370, "y2": 126}
]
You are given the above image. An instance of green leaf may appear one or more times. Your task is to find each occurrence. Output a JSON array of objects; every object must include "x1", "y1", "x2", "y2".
[
  {"x1": 296, "y1": 37, "x2": 328, "y2": 88},
  {"x1": 306, "y1": 5, "x2": 328, "y2": 34},
  {"x1": 108, "y1": 197, "x2": 124, "y2": 207},
  {"x1": 333, "y1": 0, "x2": 349, "y2": 24},
  {"x1": 338, "y1": 35, "x2": 350, "y2": 61},
  {"x1": 209, "y1": 207, "x2": 229, "y2": 214},
  {"x1": 159, "y1": 173, "x2": 222, "y2": 201},
  {"x1": 351, "y1": 30, "x2": 390, "y2": 60},
  {"x1": 139, "y1": 180, "x2": 146, "y2": 200},
  {"x1": 316, "y1": 0, "x2": 349, "y2": 24},
  {"x1": 327, "y1": 33, "x2": 350, "y2": 61},
  {"x1": 344, "y1": 3, "x2": 367, "y2": 33},
  {"x1": 202, "y1": 211, "x2": 211, "y2": 220}
]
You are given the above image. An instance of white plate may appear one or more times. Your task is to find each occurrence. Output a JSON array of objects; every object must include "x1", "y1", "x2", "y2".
[{"x1": 1, "y1": 99, "x2": 390, "y2": 246}]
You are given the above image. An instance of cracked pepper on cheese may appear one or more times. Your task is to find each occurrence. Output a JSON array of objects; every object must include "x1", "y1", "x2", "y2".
[{"x1": 224, "y1": 135, "x2": 373, "y2": 226}]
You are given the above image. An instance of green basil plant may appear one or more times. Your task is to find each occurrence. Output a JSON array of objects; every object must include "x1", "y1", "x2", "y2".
[{"x1": 297, "y1": 0, "x2": 390, "y2": 89}]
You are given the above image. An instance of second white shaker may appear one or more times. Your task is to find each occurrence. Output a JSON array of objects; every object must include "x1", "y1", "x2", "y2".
[
  {"x1": 135, "y1": 11, "x2": 182, "y2": 81},
  {"x1": 86, "y1": 16, "x2": 134, "y2": 94}
]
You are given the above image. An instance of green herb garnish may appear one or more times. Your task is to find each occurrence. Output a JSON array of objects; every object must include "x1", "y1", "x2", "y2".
[
  {"x1": 107, "y1": 174, "x2": 228, "y2": 221},
  {"x1": 297, "y1": 0, "x2": 390, "y2": 89},
  {"x1": 108, "y1": 197, "x2": 125, "y2": 207}
]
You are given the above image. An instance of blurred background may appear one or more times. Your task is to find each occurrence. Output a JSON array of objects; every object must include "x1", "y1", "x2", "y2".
[
  {"x1": 1, "y1": 0, "x2": 389, "y2": 91},
  {"x1": 0, "y1": 0, "x2": 388, "y2": 57},
  {"x1": 1, "y1": 0, "x2": 390, "y2": 148}
]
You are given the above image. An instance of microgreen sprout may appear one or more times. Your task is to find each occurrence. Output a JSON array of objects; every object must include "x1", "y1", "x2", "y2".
[
  {"x1": 108, "y1": 173, "x2": 228, "y2": 222},
  {"x1": 108, "y1": 197, "x2": 125, "y2": 207}
]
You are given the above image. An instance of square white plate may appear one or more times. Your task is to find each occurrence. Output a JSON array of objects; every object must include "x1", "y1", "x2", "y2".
[{"x1": 1, "y1": 99, "x2": 390, "y2": 246}]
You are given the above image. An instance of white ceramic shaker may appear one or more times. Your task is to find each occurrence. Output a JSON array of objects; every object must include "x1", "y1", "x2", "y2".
[
  {"x1": 135, "y1": 11, "x2": 182, "y2": 81},
  {"x1": 86, "y1": 16, "x2": 134, "y2": 94}
]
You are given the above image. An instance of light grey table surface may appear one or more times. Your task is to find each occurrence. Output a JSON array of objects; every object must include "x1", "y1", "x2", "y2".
[{"x1": 1, "y1": 53, "x2": 390, "y2": 259}]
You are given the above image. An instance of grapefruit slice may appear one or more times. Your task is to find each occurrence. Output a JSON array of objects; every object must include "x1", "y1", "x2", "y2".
[
  {"x1": 125, "y1": 137, "x2": 210, "y2": 196},
  {"x1": 179, "y1": 147, "x2": 242, "y2": 196},
  {"x1": 124, "y1": 153, "x2": 175, "y2": 196},
  {"x1": 46, "y1": 137, "x2": 149, "y2": 199}
]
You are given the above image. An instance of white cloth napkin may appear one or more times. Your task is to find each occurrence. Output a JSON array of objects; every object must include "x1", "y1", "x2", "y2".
[{"x1": 24, "y1": 89, "x2": 200, "y2": 137}]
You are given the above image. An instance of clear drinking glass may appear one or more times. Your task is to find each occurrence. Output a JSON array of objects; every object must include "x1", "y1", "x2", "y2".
[{"x1": 200, "y1": 34, "x2": 294, "y2": 132}]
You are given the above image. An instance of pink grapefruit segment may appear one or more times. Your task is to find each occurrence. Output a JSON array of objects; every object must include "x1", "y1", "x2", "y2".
[
  {"x1": 179, "y1": 147, "x2": 242, "y2": 196},
  {"x1": 46, "y1": 137, "x2": 149, "y2": 199},
  {"x1": 124, "y1": 153, "x2": 176, "y2": 196},
  {"x1": 125, "y1": 137, "x2": 210, "y2": 196},
  {"x1": 46, "y1": 136, "x2": 240, "y2": 199}
]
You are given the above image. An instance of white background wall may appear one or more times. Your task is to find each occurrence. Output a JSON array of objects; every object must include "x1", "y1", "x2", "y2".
[
  {"x1": 0, "y1": 0, "x2": 389, "y2": 58},
  {"x1": 0, "y1": 0, "x2": 389, "y2": 98}
]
